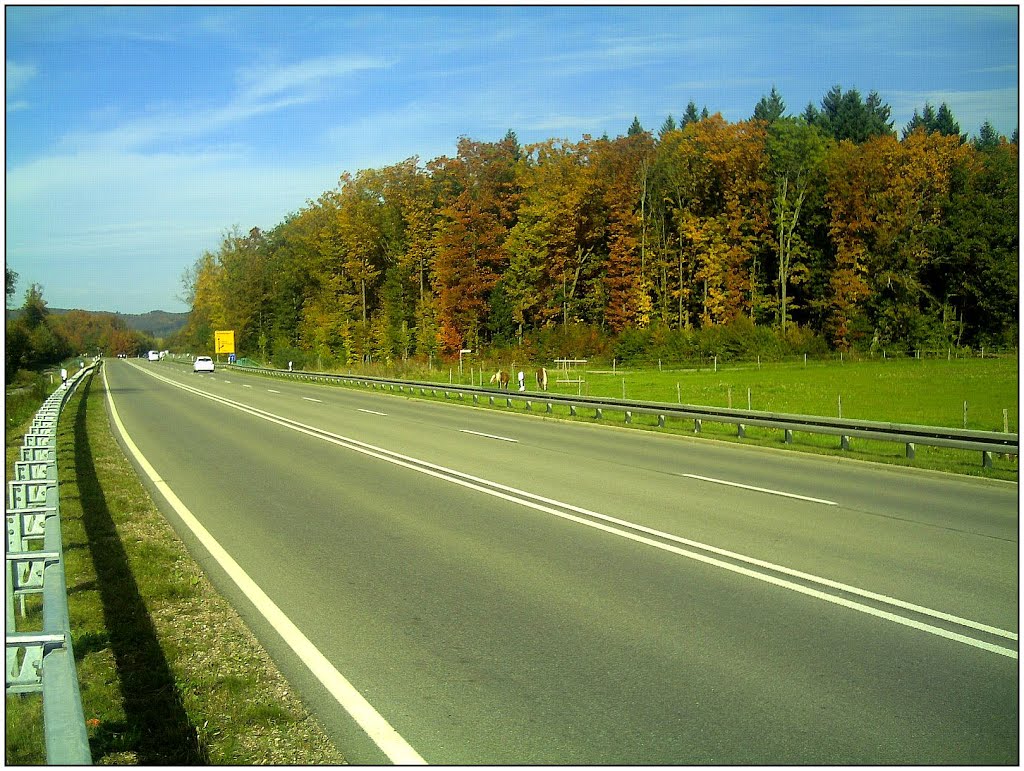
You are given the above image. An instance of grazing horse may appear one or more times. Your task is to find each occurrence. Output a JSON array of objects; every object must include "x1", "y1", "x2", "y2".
[
  {"x1": 536, "y1": 367, "x2": 548, "y2": 391},
  {"x1": 489, "y1": 370, "x2": 510, "y2": 390}
]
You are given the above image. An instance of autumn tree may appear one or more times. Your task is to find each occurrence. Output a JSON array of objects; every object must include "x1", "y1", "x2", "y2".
[
  {"x1": 596, "y1": 131, "x2": 655, "y2": 331},
  {"x1": 649, "y1": 115, "x2": 771, "y2": 329},
  {"x1": 766, "y1": 117, "x2": 830, "y2": 332},
  {"x1": 432, "y1": 133, "x2": 522, "y2": 352}
]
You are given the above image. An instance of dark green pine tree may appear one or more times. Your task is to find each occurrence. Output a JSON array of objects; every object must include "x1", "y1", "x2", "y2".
[
  {"x1": 974, "y1": 121, "x2": 1002, "y2": 151},
  {"x1": 933, "y1": 103, "x2": 963, "y2": 141},
  {"x1": 659, "y1": 114, "x2": 677, "y2": 138},
  {"x1": 903, "y1": 108, "x2": 927, "y2": 138},
  {"x1": 904, "y1": 102, "x2": 965, "y2": 143},
  {"x1": 627, "y1": 116, "x2": 645, "y2": 136},
  {"x1": 681, "y1": 100, "x2": 701, "y2": 128},
  {"x1": 812, "y1": 85, "x2": 893, "y2": 143},
  {"x1": 752, "y1": 85, "x2": 786, "y2": 123}
]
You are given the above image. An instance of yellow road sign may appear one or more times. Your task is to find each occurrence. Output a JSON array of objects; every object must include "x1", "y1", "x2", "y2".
[{"x1": 215, "y1": 330, "x2": 235, "y2": 354}]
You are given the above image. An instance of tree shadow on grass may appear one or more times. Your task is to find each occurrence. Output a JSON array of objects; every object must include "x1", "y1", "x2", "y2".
[{"x1": 70, "y1": 377, "x2": 209, "y2": 764}]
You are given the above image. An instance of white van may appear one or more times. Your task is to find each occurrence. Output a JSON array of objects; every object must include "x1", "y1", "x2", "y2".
[{"x1": 147, "y1": 350, "x2": 160, "y2": 362}]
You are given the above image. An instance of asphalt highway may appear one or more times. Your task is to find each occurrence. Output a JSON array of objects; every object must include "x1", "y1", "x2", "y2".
[{"x1": 101, "y1": 358, "x2": 1018, "y2": 764}]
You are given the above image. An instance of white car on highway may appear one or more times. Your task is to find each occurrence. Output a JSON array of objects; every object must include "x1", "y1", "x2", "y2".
[{"x1": 193, "y1": 356, "x2": 215, "y2": 373}]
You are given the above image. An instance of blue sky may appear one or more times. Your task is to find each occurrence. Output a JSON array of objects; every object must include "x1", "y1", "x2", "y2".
[{"x1": 5, "y1": 5, "x2": 1019, "y2": 315}]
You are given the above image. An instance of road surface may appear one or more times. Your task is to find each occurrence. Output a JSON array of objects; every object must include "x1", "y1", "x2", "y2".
[{"x1": 100, "y1": 358, "x2": 1018, "y2": 764}]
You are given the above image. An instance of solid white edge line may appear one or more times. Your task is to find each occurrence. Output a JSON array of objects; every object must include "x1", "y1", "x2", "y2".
[
  {"x1": 103, "y1": 366, "x2": 426, "y2": 764},
  {"x1": 358, "y1": 409, "x2": 388, "y2": 416},
  {"x1": 683, "y1": 473, "x2": 838, "y2": 506},
  {"x1": 128, "y1": 362, "x2": 1020, "y2": 658},
  {"x1": 302, "y1": 397, "x2": 323, "y2": 403},
  {"x1": 459, "y1": 429, "x2": 519, "y2": 443}
]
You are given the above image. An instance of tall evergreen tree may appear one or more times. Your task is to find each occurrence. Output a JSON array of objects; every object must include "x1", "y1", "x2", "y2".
[
  {"x1": 973, "y1": 120, "x2": 1002, "y2": 151},
  {"x1": 812, "y1": 85, "x2": 894, "y2": 142},
  {"x1": 752, "y1": 85, "x2": 786, "y2": 124},
  {"x1": 681, "y1": 101, "x2": 701, "y2": 128},
  {"x1": 659, "y1": 114, "x2": 677, "y2": 138},
  {"x1": 627, "y1": 116, "x2": 646, "y2": 136},
  {"x1": 933, "y1": 103, "x2": 962, "y2": 139}
]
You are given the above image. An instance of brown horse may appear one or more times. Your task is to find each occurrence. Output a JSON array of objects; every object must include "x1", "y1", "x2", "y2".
[
  {"x1": 536, "y1": 367, "x2": 548, "y2": 391},
  {"x1": 489, "y1": 370, "x2": 510, "y2": 390}
]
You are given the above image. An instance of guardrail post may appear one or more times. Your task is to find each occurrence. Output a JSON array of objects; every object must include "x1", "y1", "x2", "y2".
[
  {"x1": 841, "y1": 435, "x2": 851, "y2": 451},
  {"x1": 546, "y1": 402, "x2": 553, "y2": 414},
  {"x1": 4, "y1": 362, "x2": 96, "y2": 763},
  {"x1": 525, "y1": 401, "x2": 532, "y2": 411},
  {"x1": 982, "y1": 451, "x2": 993, "y2": 468},
  {"x1": 657, "y1": 415, "x2": 665, "y2": 428},
  {"x1": 784, "y1": 429, "x2": 793, "y2": 444},
  {"x1": 625, "y1": 411, "x2": 632, "y2": 424},
  {"x1": 737, "y1": 424, "x2": 746, "y2": 438},
  {"x1": 489, "y1": 396, "x2": 495, "y2": 406},
  {"x1": 569, "y1": 405, "x2": 577, "y2": 417},
  {"x1": 595, "y1": 408, "x2": 603, "y2": 420},
  {"x1": 506, "y1": 397, "x2": 513, "y2": 408},
  {"x1": 694, "y1": 418, "x2": 702, "y2": 433},
  {"x1": 906, "y1": 443, "x2": 916, "y2": 460}
]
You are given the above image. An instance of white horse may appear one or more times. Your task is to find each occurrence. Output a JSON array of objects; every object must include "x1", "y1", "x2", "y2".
[{"x1": 536, "y1": 367, "x2": 548, "y2": 391}]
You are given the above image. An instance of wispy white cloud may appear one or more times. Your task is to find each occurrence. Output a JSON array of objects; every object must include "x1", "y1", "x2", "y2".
[
  {"x1": 235, "y1": 54, "x2": 389, "y2": 102},
  {"x1": 6, "y1": 60, "x2": 36, "y2": 112},
  {"x1": 6, "y1": 60, "x2": 36, "y2": 91},
  {"x1": 57, "y1": 54, "x2": 389, "y2": 153},
  {"x1": 887, "y1": 87, "x2": 1018, "y2": 134},
  {"x1": 6, "y1": 148, "x2": 339, "y2": 311}
]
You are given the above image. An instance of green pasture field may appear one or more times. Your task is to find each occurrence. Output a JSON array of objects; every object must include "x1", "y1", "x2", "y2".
[
  {"x1": 369, "y1": 354, "x2": 1018, "y2": 432},
  {"x1": 577, "y1": 356, "x2": 1018, "y2": 433},
  {"x1": 304, "y1": 353, "x2": 1019, "y2": 480}
]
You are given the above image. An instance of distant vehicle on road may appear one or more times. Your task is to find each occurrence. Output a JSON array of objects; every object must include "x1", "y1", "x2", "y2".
[
  {"x1": 147, "y1": 350, "x2": 160, "y2": 362},
  {"x1": 193, "y1": 356, "x2": 215, "y2": 373}
]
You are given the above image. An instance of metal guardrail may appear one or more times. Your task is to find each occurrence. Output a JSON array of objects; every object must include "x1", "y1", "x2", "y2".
[
  {"x1": 232, "y1": 364, "x2": 1017, "y2": 467},
  {"x1": 6, "y1": 362, "x2": 97, "y2": 764}
]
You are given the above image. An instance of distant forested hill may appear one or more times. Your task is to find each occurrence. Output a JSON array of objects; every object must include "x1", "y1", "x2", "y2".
[{"x1": 6, "y1": 308, "x2": 189, "y2": 338}]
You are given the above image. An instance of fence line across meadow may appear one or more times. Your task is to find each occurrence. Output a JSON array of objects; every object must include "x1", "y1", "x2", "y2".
[{"x1": 231, "y1": 362, "x2": 1018, "y2": 468}]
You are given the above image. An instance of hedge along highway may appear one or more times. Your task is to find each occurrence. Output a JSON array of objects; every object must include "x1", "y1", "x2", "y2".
[{"x1": 101, "y1": 358, "x2": 1018, "y2": 764}]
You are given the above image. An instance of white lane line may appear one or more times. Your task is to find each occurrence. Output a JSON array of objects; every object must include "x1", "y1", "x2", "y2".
[
  {"x1": 104, "y1": 366, "x2": 426, "y2": 765},
  {"x1": 243, "y1": 385, "x2": 253, "y2": 389},
  {"x1": 358, "y1": 409, "x2": 388, "y2": 416},
  {"x1": 268, "y1": 389, "x2": 281, "y2": 393},
  {"x1": 126, "y1": 362, "x2": 1020, "y2": 658},
  {"x1": 460, "y1": 429, "x2": 519, "y2": 443},
  {"x1": 302, "y1": 397, "x2": 323, "y2": 403},
  {"x1": 683, "y1": 473, "x2": 838, "y2": 506}
]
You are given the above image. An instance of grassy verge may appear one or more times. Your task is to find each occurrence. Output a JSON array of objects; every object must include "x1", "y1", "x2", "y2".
[{"x1": 5, "y1": 370, "x2": 345, "y2": 765}]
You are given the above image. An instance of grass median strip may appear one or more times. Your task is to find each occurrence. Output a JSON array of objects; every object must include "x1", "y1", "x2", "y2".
[{"x1": 5, "y1": 371, "x2": 345, "y2": 765}]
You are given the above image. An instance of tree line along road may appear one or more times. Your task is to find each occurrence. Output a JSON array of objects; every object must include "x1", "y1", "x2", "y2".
[{"x1": 101, "y1": 357, "x2": 1018, "y2": 765}]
